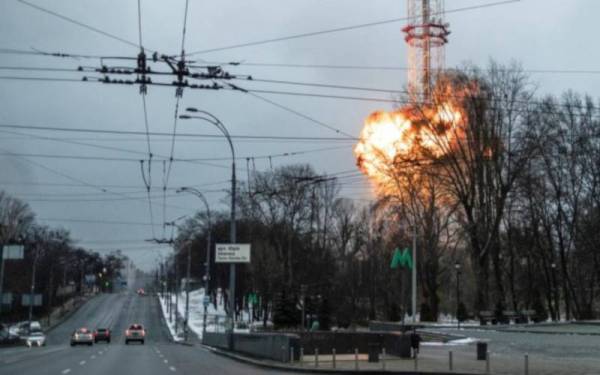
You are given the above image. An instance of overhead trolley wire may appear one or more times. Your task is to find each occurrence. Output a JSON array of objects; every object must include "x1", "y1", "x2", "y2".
[
  {"x1": 184, "y1": 0, "x2": 520, "y2": 56},
  {"x1": 16, "y1": 0, "x2": 147, "y2": 51}
]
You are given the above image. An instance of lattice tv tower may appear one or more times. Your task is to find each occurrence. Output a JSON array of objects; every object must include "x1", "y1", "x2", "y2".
[{"x1": 403, "y1": 0, "x2": 450, "y2": 100}]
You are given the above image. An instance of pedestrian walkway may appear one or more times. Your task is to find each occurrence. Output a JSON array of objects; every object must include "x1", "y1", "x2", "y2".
[{"x1": 293, "y1": 344, "x2": 600, "y2": 374}]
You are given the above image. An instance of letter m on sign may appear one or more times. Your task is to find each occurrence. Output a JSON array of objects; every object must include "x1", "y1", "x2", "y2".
[{"x1": 390, "y1": 248, "x2": 413, "y2": 270}]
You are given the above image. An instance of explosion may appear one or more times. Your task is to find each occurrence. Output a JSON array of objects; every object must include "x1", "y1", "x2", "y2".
[{"x1": 354, "y1": 101, "x2": 464, "y2": 194}]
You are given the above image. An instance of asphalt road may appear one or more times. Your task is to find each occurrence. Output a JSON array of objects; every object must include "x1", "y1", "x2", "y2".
[{"x1": 0, "y1": 276, "x2": 293, "y2": 375}]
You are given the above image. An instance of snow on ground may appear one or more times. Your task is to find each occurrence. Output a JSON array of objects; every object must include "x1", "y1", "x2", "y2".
[
  {"x1": 158, "y1": 294, "x2": 184, "y2": 342},
  {"x1": 421, "y1": 337, "x2": 480, "y2": 346},
  {"x1": 158, "y1": 288, "x2": 253, "y2": 340}
]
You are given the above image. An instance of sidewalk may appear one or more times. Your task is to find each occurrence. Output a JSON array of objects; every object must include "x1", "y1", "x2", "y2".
[{"x1": 205, "y1": 341, "x2": 600, "y2": 374}]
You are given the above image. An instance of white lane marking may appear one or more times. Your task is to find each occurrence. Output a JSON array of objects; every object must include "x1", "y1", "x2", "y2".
[
  {"x1": 62, "y1": 369, "x2": 71, "y2": 374},
  {"x1": 79, "y1": 360, "x2": 86, "y2": 365},
  {"x1": 169, "y1": 366, "x2": 176, "y2": 372},
  {"x1": 163, "y1": 359, "x2": 168, "y2": 364},
  {"x1": 91, "y1": 355, "x2": 96, "y2": 359},
  {"x1": 98, "y1": 351, "x2": 103, "y2": 355}
]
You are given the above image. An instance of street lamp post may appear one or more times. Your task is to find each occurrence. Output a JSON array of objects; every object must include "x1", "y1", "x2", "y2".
[
  {"x1": 550, "y1": 262, "x2": 559, "y2": 321},
  {"x1": 180, "y1": 109, "x2": 237, "y2": 347},
  {"x1": 454, "y1": 261, "x2": 461, "y2": 329},
  {"x1": 176, "y1": 187, "x2": 212, "y2": 339},
  {"x1": 28, "y1": 247, "x2": 39, "y2": 327}
]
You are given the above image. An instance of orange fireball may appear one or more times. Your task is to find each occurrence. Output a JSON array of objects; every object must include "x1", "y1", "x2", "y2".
[{"x1": 354, "y1": 102, "x2": 464, "y2": 193}]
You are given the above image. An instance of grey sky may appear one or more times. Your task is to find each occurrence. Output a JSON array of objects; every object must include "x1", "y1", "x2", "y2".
[{"x1": 0, "y1": 0, "x2": 598, "y2": 270}]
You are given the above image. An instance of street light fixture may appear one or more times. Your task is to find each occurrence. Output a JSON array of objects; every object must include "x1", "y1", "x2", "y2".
[
  {"x1": 454, "y1": 261, "x2": 461, "y2": 329},
  {"x1": 176, "y1": 187, "x2": 212, "y2": 339},
  {"x1": 180, "y1": 108, "x2": 237, "y2": 347}
]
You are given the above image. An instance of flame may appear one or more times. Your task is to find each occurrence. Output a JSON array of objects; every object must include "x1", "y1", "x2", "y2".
[{"x1": 354, "y1": 101, "x2": 464, "y2": 194}]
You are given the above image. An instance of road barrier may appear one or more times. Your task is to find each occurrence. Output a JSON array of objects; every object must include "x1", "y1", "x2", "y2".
[{"x1": 203, "y1": 332, "x2": 300, "y2": 362}]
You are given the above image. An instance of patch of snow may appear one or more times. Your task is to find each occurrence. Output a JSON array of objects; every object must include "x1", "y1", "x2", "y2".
[
  {"x1": 158, "y1": 295, "x2": 184, "y2": 342},
  {"x1": 422, "y1": 337, "x2": 479, "y2": 346}
]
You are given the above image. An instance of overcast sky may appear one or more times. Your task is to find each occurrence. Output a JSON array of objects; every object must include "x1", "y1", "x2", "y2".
[{"x1": 0, "y1": 0, "x2": 598, "y2": 270}]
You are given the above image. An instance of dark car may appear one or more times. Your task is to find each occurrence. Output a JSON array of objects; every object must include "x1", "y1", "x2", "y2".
[
  {"x1": 94, "y1": 328, "x2": 111, "y2": 343},
  {"x1": 125, "y1": 323, "x2": 145, "y2": 345},
  {"x1": 0, "y1": 329, "x2": 21, "y2": 347},
  {"x1": 70, "y1": 328, "x2": 94, "y2": 346}
]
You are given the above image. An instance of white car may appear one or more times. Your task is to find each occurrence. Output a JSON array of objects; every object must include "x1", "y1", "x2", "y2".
[
  {"x1": 16, "y1": 321, "x2": 42, "y2": 336},
  {"x1": 24, "y1": 331, "x2": 46, "y2": 347}
]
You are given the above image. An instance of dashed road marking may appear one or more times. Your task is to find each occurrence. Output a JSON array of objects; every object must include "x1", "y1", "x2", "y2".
[
  {"x1": 164, "y1": 359, "x2": 168, "y2": 364},
  {"x1": 91, "y1": 355, "x2": 96, "y2": 359},
  {"x1": 79, "y1": 360, "x2": 86, "y2": 365},
  {"x1": 61, "y1": 369, "x2": 71, "y2": 374},
  {"x1": 169, "y1": 366, "x2": 176, "y2": 372}
]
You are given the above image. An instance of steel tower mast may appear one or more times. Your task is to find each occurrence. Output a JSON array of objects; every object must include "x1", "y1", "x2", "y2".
[{"x1": 403, "y1": 0, "x2": 450, "y2": 100}]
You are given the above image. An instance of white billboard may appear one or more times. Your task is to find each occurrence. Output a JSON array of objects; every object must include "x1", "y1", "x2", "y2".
[
  {"x1": 2, "y1": 245, "x2": 24, "y2": 259},
  {"x1": 215, "y1": 244, "x2": 251, "y2": 263},
  {"x1": 21, "y1": 294, "x2": 42, "y2": 306}
]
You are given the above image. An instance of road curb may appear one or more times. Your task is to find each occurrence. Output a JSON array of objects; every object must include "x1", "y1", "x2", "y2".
[
  {"x1": 175, "y1": 341, "x2": 194, "y2": 346},
  {"x1": 203, "y1": 345, "x2": 478, "y2": 375}
]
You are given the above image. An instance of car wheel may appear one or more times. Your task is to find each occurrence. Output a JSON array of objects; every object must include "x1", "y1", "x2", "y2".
[
  {"x1": 125, "y1": 340, "x2": 129, "y2": 345},
  {"x1": 88, "y1": 343, "x2": 93, "y2": 346},
  {"x1": 70, "y1": 343, "x2": 74, "y2": 347},
  {"x1": 141, "y1": 340, "x2": 145, "y2": 345}
]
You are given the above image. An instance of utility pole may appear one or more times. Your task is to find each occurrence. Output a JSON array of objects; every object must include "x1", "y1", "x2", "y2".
[
  {"x1": 301, "y1": 284, "x2": 307, "y2": 331},
  {"x1": 0, "y1": 244, "x2": 5, "y2": 317},
  {"x1": 184, "y1": 243, "x2": 191, "y2": 341},
  {"x1": 28, "y1": 247, "x2": 39, "y2": 328},
  {"x1": 412, "y1": 224, "x2": 417, "y2": 323},
  {"x1": 47, "y1": 264, "x2": 53, "y2": 326},
  {"x1": 455, "y1": 262, "x2": 461, "y2": 329},
  {"x1": 168, "y1": 260, "x2": 173, "y2": 323},
  {"x1": 176, "y1": 187, "x2": 212, "y2": 341},
  {"x1": 175, "y1": 259, "x2": 179, "y2": 335}
]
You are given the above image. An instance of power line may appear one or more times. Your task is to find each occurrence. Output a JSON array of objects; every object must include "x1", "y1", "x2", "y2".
[
  {"x1": 0, "y1": 179, "x2": 229, "y2": 189},
  {"x1": 0, "y1": 146, "x2": 349, "y2": 162},
  {"x1": 245, "y1": 77, "x2": 405, "y2": 95},
  {"x1": 38, "y1": 217, "x2": 161, "y2": 226},
  {"x1": 16, "y1": 0, "x2": 143, "y2": 50},
  {"x1": 184, "y1": 0, "x2": 520, "y2": 56},
  {"x1": 245, "y1": 88, "x2": 396, "y2": 103},
  {"x1": 223, "y1": 61, "x2": 600, "y2": 76},
  {"x1": 0, "y1": 66, "x2": 81, "y2": 73},
  {"x1": 247, "y1": 91, "x2": 355, "y2": 138},
  {"x1": 0, "y1": 128, "x2": 159, "y2": 158},
  {"x1": 0, "y1": 148, "x2": 191, "y2": 211},
  {"x1": 0, "y1": 74, "x2": 397, "y2": 104},
  {"x1": 0, "y1": 123, "x2": 357, "y2": 141}
]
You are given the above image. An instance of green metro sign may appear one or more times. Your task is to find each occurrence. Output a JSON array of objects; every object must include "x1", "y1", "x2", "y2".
[{"x1": 390, "y1": 248, "x2": 413, "y2": 270}]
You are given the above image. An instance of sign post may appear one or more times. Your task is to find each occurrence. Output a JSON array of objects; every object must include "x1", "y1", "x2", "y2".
[
  {"x1": 391, "y1": 247, "x2": 414, "y2": 324},
  {"x1": 0, "y1": 244, "x2": 24, "y2": 315},
  {"x1": 215, "y1": 244, "x2": 251, "y2": 264},
  {"x1": 215, "y1": 243, "x2": 250, "y2": 342}
]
